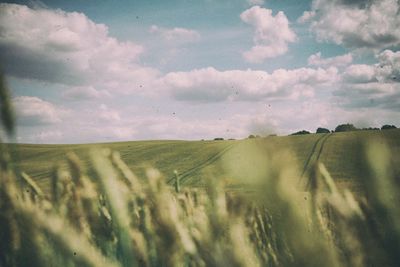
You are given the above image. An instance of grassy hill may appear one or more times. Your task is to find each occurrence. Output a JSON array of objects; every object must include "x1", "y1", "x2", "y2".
[
  {"x1": 2, "y1": 128, "x2": 400, "y2": 267},
  {"x1": 8, "y1": 129, "x2": 400, "y2": 194}
]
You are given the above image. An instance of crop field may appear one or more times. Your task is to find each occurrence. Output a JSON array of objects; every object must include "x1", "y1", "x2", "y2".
[
  {"x1": 9, "y1": 128, "x2": 400, "y2": 194},
  {"x1": 2, "y1": 127, "x2": 400, "y2": 267}
]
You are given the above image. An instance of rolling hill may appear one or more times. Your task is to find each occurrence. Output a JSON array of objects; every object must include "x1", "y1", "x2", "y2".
[{"x1": 7, "y1": 129, "x2": 400, "y2": 194}]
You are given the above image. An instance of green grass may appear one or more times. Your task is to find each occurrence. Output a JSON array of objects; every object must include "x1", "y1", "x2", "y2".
[{"x1": 9, "y1": 129, "x2": 400, "y2": 195}]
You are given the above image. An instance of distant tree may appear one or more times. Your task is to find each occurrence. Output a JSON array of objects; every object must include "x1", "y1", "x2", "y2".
[
  {"x1": 248, "y1": 134, "x2": 255, "y2": 139},
  {"x1": 268, "y1": 134, "x2": 277, "y2": 137},
  {"x1": 290, "y1": 130, "x2": 310, "y2": 136},
  {"x1": 214, "y1": 137, "x2": 224, "y2": 141},
  {"x1": 361, "y1": 127, "x2": 380, "y2": 131},
  {"x1": 381, "y1": 124, "x2": 397, "y2": 130},
  {"x1": 316, "y1": 127, "x2": 330, "y2": 134},
  {"x1": 335, "y1": 123, "x2": 358, "y2": 132}
]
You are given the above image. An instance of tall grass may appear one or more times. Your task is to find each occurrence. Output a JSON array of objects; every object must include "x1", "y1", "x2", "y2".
[{"x1": 1, "y1": 75, "x2": 399, "y2": 266}]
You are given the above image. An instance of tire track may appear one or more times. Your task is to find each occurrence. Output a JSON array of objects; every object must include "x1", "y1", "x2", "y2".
[
  {"x1": 298, "y1": 133, "x2": 332, "y2": 189},
  {"x1": 167, "y1": 143, "x2": 236, "y2": 186},
  {"x1": 315, "y1": 133, "x2": 332, "y2": 161}
]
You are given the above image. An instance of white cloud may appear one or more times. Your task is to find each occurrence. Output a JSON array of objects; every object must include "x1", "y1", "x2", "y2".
[
  {"x1": 161, "y1": 66, "x2": 338, "y2": 102},
  {"x1": 334, "y1": 50, "x2": 400, "y2": 110},
  {"x1": 297, "y1": 10, "x2": 315, "y2": 24},
  {"x1": 300, "y1": 0, "x2": 400, "y2": 50},
  {"x1": 308, "y1": 52, "x2": 353, "y2": 67},
  {"x1": 13, "y1": 96, "x2": 66, "y2": 126},
  {"x1": 240, "y1": 6, "x2": 297, "y2": 63},
  {"x1": 33, "y1": 130, "x2": 64, "y2": 143},
  {"x1": 377, "y1": 50, "x2": 400, "y2": 82},
  {"x1": 335, "y1": 82, "x2": 400, "y2": 110},
  {"x1": 149, "y1": 25, "x2": 200, "y2": 44},
  {"x1": 130, "y1": 115, "x2": 245, "y2": 140},
  {"x1": 342, "y1": 50, "x2": 400, "y2": 84},
  {"x1": 0, "y1": 3, "x2": 159, "y2": 93},
  {"x1": 159, "y1": 47, "x2": 398, "y2": 112},
  {"x1": 62, "y1": 86, "x2": 110, "y2": 100},
  {"x1": 343, "y1": 64, "x2": 377, "y2": 83},
  {"x1": 13, "y1": 91, "x2": 400, "y2": 144},
  {"x1": 97, "y1": 104, "x2": 121, "y2": 122}
]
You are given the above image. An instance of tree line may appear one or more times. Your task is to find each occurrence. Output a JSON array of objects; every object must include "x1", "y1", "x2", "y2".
[{"x1": 290, "y1": 123, "x2": 397, "y2": 136}]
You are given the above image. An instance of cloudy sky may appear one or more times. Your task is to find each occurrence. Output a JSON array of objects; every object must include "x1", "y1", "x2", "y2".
[{"x1": 1, "y1": 0, "x2": 399, "y2": 143}]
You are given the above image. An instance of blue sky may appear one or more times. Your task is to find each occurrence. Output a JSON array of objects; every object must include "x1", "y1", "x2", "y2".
[{"x1": 0, "y1": 0, "x2": 399, "y2": 143}]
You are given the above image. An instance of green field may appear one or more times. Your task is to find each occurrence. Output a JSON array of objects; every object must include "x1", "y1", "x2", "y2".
[
  {"x1": 3, "y1": 127, "x2": 400, "y2": 267},
  {"x1": 10, "y1": 128, "x2": 400, "y2": 194}
]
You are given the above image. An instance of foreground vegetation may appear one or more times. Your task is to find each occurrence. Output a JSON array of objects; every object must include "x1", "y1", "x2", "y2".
[{"x1": 2, "y1": 135, "x2": 400, "y2": 266}]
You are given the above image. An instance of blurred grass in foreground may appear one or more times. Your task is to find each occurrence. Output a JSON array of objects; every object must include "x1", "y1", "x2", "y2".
[{"x1": 1, "y1": 75, "x2": 400, "y2": 267}]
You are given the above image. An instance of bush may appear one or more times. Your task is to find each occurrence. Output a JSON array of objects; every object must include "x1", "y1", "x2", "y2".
[
  {"x1": 381, "y1": 124, "x2": 397, "y2": 130},
  {"x1": 361, "y1": 127, "x2": 380, "y2": 131},
  {"x1": 214, "y1": 137, "x2": 224, "y2": 141},
  {"x1": 334, "y1": 123, "x2": 358, "y2": 132},
  {"x1": 290, "y1": 130, "x2": 310, "y2": 135},
  {"x1": 248, "y1": 134, "x2": 255, "y2": 139},
  {"x1": 316, "y1": 127, "x2": 330, "y2": 134}
]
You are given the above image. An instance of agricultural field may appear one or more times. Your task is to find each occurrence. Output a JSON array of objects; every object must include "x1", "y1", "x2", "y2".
[
  {"x1": 2, "y1": 127, "x2": 400, "y2": 267},
  {"x1": 9, "y1": 128, "x2": 400, "y2": 195}
]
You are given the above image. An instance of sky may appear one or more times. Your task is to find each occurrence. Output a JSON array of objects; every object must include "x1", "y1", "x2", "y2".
[{"x1": 0, "y1": 0, "x2": 399, "y2": 143}]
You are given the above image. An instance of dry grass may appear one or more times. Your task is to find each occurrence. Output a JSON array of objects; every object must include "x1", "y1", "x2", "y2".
[{"x1": 1, "y1": 142, "x2": 399, "y2": 267}]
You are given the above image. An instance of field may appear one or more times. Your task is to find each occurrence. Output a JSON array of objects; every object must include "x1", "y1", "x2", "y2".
[{"x1": 10, "y1": 128, "x2": 400, "y2": 194}]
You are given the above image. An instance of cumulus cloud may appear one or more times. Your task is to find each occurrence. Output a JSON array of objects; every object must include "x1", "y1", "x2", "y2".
[
  {"x1": 343, "y1": 64, "x2": 377, "y2": 83},
  {"x1": 335, "y1": 82, "x2": 400, "y2": 110},
  {"x1": 149, "y1": 25, "x2": 200, "y2": 44},
  {"x1": 16, "y1": 111, "x2": 253, "y2": 143},
  {"x1": 335, "y1": 49, "x2": 400, "y2": 110},
  {"x1": 297, "y1": 10, "x2": 315, "y2": 24},
  {"x1": 13, "y1": 96, "x2": 66, "y2": 126},
  {"x1": 127, "y1": 115, "x2": 243, "y2": 140},
  {"x1": 62, "y1": 86, "x2": 110, "y2": 100},
  {"x1": 300, "y1": 0, "x2": 400, "y2": 50},
  {"x1": 308, "y1": 52, "x2": 353, "y2": 67},
  {"x1": 0, "y1": 3, "x2": 159, "y2": 93},
  {"x1": 342, "y1": 50, "x2": 400, "y2": 84},
  {"x1": 97, "y1": 104, "x2": 121, "y2": 122},
  {"x1": 240, "y1": 6, "x2": 297, "y2": 63},
  {"x1": 377, "y1": 49, "x2": 400, "y2": 82},
  {"x1": 161, "y1": 66, "x2": 338, "y2": 102}
]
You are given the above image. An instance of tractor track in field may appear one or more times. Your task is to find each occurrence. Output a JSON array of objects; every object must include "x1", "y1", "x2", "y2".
[
  {"x1": 299, "y1": 133, "x2": 332, "y2": 190},
  {"x1": 167, "y1": 143, "x2": 236, "y2": 186}
]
